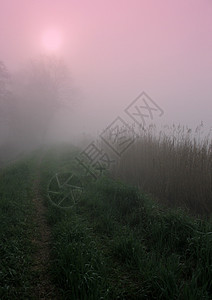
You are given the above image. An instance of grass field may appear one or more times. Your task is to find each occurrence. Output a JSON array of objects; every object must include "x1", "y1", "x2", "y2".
[
  {"x1": 0, "y1": 157, "x2": 36, "y2": 299},
  {"x1": 0, "y1": 145, "x2": 212, "y2": 299},
  {"x1": 111, "y1": 124, "x2": 212, "y2": 216}
]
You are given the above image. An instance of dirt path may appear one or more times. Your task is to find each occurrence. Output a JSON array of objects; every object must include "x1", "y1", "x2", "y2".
[{"x1": 31, "y1": 159, "x2": 58, "y2": 299}]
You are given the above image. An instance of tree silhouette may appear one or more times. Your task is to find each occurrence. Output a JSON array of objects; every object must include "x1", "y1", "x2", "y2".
[{"x1": 13, "y1": 55, "x2": 72, "y2": 146}]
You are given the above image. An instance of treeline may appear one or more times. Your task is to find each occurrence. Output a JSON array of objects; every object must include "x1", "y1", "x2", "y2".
[{"x1": 0, "y1": 56, "x2": 72, "y2": 164}]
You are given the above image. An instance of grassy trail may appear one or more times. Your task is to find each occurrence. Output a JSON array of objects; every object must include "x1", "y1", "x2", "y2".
[
  {"x1": 31, "y1": 156, "x2": 58, "y2": 299},
  {"x1": 39, "y1": 147, "x2": 212, "y2": 299},
  {"x1": 0, "y1": 153, "x2": 59, "y2": 299},
  {"x1": 0, "y1": 147, "x2": 212, "y2": 299},
  {"x1": 0, "y1": 157, "x2": 37, "y2": 299}
]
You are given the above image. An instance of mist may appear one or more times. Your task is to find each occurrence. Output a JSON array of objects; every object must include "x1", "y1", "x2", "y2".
[
  {"x1": 0, "y1": 0, "x2": 211, "y2": 163},
  {"x1": 1, "y1": 2, "x2": 212, "y2": 298}
]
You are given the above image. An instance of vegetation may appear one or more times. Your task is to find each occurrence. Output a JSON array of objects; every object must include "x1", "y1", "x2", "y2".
[
  {"x1": 111, "y1": 123, "x2": 212, "y2": 216},
  {"x1": 40, "y1": 147, "x2": 212, "y2": 299},
  {"x1": 0, "y1": 158, "x2": 36, "y2": 299},
  {"x1": 0, "y1": 57, "x2": 73, "y2": 163},
  {"x1": 0, "y1": 142, "x2": 211, "y2": 299}
]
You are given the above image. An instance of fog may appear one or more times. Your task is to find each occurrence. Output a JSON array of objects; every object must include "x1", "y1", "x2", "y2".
[{"x1": 0, "y1": 0, "x2": 211, "y2": 162}]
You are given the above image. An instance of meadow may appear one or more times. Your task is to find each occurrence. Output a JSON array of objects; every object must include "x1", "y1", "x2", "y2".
[
  {"x1": 111, "y1": 123, "x2": 212, "y2": 216},
  {"x1": 0, "y1": 157, "x2": 36, "y2": 299},
  {"x1": 0, "y1": 131, "x2": 211, "y2": 299},
  {"x1": 41, "y1": 145, "x2": 212, "y2": 299}
]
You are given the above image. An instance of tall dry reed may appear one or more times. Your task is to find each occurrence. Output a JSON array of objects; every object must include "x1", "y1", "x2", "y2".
[{"x1": 109, "y1": 123, "x2": 212, "y2": 216}]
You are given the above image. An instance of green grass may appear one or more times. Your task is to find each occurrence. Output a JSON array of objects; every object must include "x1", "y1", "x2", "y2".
[
  {"x1": 0, "y1": 145, "x2": 211, "y2": 299},
  {"x1": 0, "y1": 158, "x2": 36, "y2": 299},
  {"x1": 39, "y1": 147, "x2": 212, "y2": 299}
]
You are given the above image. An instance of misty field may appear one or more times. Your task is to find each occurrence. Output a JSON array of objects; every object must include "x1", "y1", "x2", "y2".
[
  {"x1": 111, "y1": 123, "x2": 212, "y2": 216},
  {"x1": 0, "y1": 142, "x2": 211, "y2": 299},
  {"x1": 1, "y1": 0, "x2": 212, "y2": 298}
]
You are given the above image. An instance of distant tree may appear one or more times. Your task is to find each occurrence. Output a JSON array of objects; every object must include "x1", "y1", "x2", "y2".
[
  {"x1": 0, "y1": 61, "x2": 11, "y2": 120},
  {"x1": 0, "y1": 61, "x2": 10, "y2": 94},
  {"x1": 0, "y1": 61, "x2": 13, "y2": 145},
  {"x1": 0, "y1": 61, "x2": 23, "y2": 162},
  {"x1": 13, "y1": 55, "x2": 73, "y2": 147}
]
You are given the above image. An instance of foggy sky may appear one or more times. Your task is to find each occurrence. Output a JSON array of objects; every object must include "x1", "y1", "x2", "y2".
[{"x1": 0, "y1": 0, "x2": 211, "y2": 141}]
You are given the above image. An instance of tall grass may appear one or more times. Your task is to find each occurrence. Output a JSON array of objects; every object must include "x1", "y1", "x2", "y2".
[
  {"x1": 40, "y1": 147, "x2": 212, "y2": 299},
  {"x1": 0, "y1": 159, "x2": 36, "y2": 299},
  {"x1": 110, "y1": 123, "x2": 212, "y2": 216}
]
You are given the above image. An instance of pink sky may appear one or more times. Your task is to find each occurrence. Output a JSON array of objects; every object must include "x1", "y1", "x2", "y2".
[{"x1": 0, "y1": 0, "x2": 211, "y2": 136}]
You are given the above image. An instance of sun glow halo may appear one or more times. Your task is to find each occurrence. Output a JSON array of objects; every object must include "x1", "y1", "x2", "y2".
[{"x1": 42, "y1": 29, "x2": 62, "y2": 52}]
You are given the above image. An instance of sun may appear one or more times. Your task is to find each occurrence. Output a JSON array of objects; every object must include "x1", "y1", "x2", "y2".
[{"x1": 42, "y1": 29, "x2": 62, "y2": 53}]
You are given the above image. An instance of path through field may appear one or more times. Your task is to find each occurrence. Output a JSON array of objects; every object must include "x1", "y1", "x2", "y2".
[
  {"x1": 0, "y1": 148, "x2": 211, "y2": 300},
  {"x1": 31, "y1": 158, "x2": 58, "y2": 299}
]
